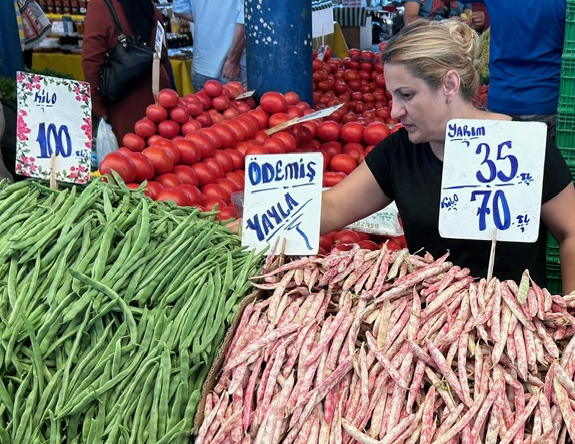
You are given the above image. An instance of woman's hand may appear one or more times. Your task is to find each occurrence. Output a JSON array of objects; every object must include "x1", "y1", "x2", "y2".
[{"x1": 471, "y1": 11, "x2": 485, "y2": 31}]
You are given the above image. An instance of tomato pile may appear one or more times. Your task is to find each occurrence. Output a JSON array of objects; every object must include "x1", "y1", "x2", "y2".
[
  {"x1": 318, "y1": 229, "x2": 407, "y2": 255},
  {"x1": 312, "y1": 46, "x2": 401, "y2": 128}
]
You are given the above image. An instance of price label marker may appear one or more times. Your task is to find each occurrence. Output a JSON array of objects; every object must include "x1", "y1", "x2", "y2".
[
  {"x1": 16, "y1": 72, "x2": 92, "y2": 184},
  {"x1": 235, "y1": 90, "x2": 256, "y2": 100},
  {"x1": 155, "y1": 21, "x2": 165, "y2": 57},
  {"x1": 439, "y1": 119, "x2": 547, "y2": 243},
  {"x1": 242, "y1": 153, "x2": 323, "y2": 255},
  {"x1": 265, "y1": 103, "x2": 344, "y2": 135}
]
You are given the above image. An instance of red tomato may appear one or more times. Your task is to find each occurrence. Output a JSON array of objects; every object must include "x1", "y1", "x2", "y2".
[
  {"x1": 212, "y1": 124, "x2": 237, "y2": 148},
  {"x1": 260, "y1": 92, "x2": 287, "y2": 114},
  {"x1": 268, "y1": 112, "x2": 290, "y2": 128},
  {"x1": 204, "y1": 80, "x2": 223, "y2": 97},
  {"x1": 186, "y1": 97, "x2": 203, "y2": 117},
  {"x1": 225, "y1": 171, "x2": 244, "y2": 190},
  {"x1": 386, "y1": 239, "x2": 403, "y2": 252},
  {"x1": 334, "y1": 230, "x2": 360, "y2": 244},
  {"x1": 233, "y1": 117, "x2": 256, "y2": 139},
  {"x1": 246, "y1": 146, "x2": 269, "y2": 155},
  {"x1": 216, "y1": 178, "x2": 239, "y2": 195},
  {"x1": 174, "y1": 139, "x2": 201, "y2": 165},
  {"x1": 286, "y1": 105, "x2": 303, "y2": 119},
  {"x1": 333, "y1": 243, "x2": 355, "y2": 252},
  {"x1": 225, "y1": 121, "x2": 247, "y2": 143},
  {"x1": 145, "y1": 181, "x2": 164, "y2": 199},
  {"x1": 181, "y1": 119, "x2": 202, "y2": 135},
  {"x1": 330, "y1": 154, "x2": 357, "y2": 175},
  {"x1": 213, "y1": 150, "x2": 234, "y2": 172},
  {"x1": 198, "y1": 127, "x2": 223, "y2": 150},
  {"x1": 147, "y1": 135, "x2": 166, "y2": 146},
  {"x1": 156, "y1": 187, "x2": 191, "y2": 206},
  {"x1": 363, "y1": 122, "x2": 390, "y2": 145},
  {"x1": 180, "y1": 184, "x2": 202, "y2": 204},
  {"x1": 321, "y1": 152, "x2": 331, "y2": 171},
  {"x1": 358, "y1": 239, "x2": 379, "y2": 251},
  {"x1": 321, "y1": 141, "x2": 342, "y2": 157},
  {"x1": 248, "y1": 108, "x2": 270, "y2": 129},
  {"x1": 343, "y1": 143, "x2": 365, "y2": 162},
  {"x1": 262, "y1": 138, "x2": 285, "y2": 154},
  {"x1": 172, "y1": 164, "x2": 199, "y2": 185},
  {"x1": 152, "y1": 139, "x2": 180, "y2": 164},
  {"x1": 195, "y1": 91, "x2": 212, "y2": 110},
  {"x1": 196, "y1": 112, "x2": 213, "y2": 127},
  {"x1": 146, "y1": 104, "x2": 168, "y2": 123},
  {"x1": 158, "y1": 89, "x2": 179, "y2": 109},
  {"x1": 355, "y1": 231, "x2": 370, "y2": 241},
  {"x1": 117, "y1": 147, "x2": 133, "y2": 156},
  {"x1": 99, "y1": 153, "x2": 136, "y2": 183},
  {"x1": 157, "y1": 120, "x2": 180, "y2": 139},
  {"x1": 217, "y1": 206, "x2": 237, "y2": 221},
  {"x1": 323, "y1": 171, "x2": 347, "y2": 187},
  {"x1": 272, "y1": 132, "x2": 297, "y2": 152},
  {"x1": 126, "y1": 152, "x2": 154, "y2": 182},
  {"x1": 319, "y1": 235, "x2": 334, "y2": 251},
  {"x1": 341, "y1": 122, "x2": 364, "y2": 143},
  {"x1": 156, "y1": 173, "x2": 181, "y2": 188},
  {"x1": 393, "y1": 235, "x2": 407, "y2": 248},
  {"x1": 252, "y1": 130, "x2": 270, "y2": 144},
  {"x1": 317, "y1": 121, "x2": 341, "y2": 142},
  {"x1": 122, "y1": 133, "x2": 146, "y2": 152},
  {"x1": 134, "y1": 118, "x2": 157, "y2": 139},
  {"x1": 204, "y1": 157, "x2": 226, "y2": 179},
  {"x1": 235, "y1": 142, "x2": 251, "y2": 157},
  {"x1": 191, "y1": 162, "x2": 217, "y2": 186},
  {"x1": 212, "y1": 95, "x2": 231, "y2": 111},
  {"x1": 186, "y1": 132, "x2": 215, "y2": 159},
  {"x1": 203, "y1": 196, "x2": 227, "y2": 210},
  {"x1": 223, "y1": 148, "x2": 245, "y2": 170},
  {"x1": 143, "y1": 146, "x2": 174, "y2": 175},
  {"x1": 168, "y1": 105, "x2": 189, "y2": 124},
  {"x1": 202, "y1": 183, "x2": 230, "y2": 202}
]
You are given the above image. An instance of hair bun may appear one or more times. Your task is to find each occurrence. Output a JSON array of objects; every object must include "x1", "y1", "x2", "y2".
[{"x1": 444, "y1": 20, "x2": 480, "y2": 60}]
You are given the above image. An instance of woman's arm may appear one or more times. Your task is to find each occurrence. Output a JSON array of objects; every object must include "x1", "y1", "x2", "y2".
[
  {"x1": 542, "y1": 182, "x2": 575, "y2": 294},
  {"x1": 403, "y1": 1, "x2": 421, "y2": 25},
  {"x1": 321, "y1": 161, "x2": 393, "y2": 234}
]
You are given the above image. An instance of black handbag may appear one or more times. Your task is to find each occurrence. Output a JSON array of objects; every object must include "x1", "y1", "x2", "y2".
[{"x1": 98, "y1": 0, "x2": 155, "y2": 103}]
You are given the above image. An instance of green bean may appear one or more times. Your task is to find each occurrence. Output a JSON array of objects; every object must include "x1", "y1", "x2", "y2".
[
  {"x1": 158, "y1": 346, "x2": 171, "y2": 437},
  {"x1": 128, "y1": 363, "x2": 158, "y2": 444},
  {"x1": 11, "y1": 370, "x2": 32, "y2": 435},
  {"x1": 31, "y1": 368, "x2": 63, "y2": 431}
]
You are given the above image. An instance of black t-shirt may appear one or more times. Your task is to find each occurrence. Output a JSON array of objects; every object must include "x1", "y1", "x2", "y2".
[{"x1": 365, "y1": 127, "x2": 572, "y2": 285}]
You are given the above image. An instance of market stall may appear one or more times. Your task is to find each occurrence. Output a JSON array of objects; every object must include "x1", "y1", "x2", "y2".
[{"x1": 2, "y1": 0, "x2": 575, "y2": 443}]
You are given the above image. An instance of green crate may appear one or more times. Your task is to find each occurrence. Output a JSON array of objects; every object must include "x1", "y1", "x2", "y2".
[
  {"x1": 546, "y1": 231, "x2": 560, "y2": 266},
  {"x1": 546, "y1": 262, "x2": 562, "y2": 295},
  {"x1": 559, "y1": 57, "x2": 575, "y2": 110},
  {"x1": 564, "y1": 3, "x2": 575, "y2": 56},
  {"x1": 556, "y1": 145, "x2": 575, "y2": 171},
  {"x1": 555, "y1": 114, "x2": 575, "y2": 152}
]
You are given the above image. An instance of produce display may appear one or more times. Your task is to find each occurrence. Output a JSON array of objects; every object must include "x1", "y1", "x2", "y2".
[
  {"x1": 198, "y1": 245, "x2": 575, "y2": 444},
  {"x1": 0, "y1": 178, "x2": 263, "y2": 443}
]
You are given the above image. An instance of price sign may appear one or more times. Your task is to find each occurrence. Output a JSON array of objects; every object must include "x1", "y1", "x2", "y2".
[
  {"x1": 439, "y1": 119, "x2": 546, "y2": 242},
  {"x1": 16, "y1": 72, "x2": 92, "y2": 184},
  {"x1": 155, "y1": 22, "x2": 165, "y2": 57},
  {"x1": 242, "y1": 153, "x2": 323, "y2": 255},
  {"x1": 265, "y1": 103, "x2": 344, "y2": 135},
  {"x1": 235, "y1": 90, "x2": 255, "y2": 100}
]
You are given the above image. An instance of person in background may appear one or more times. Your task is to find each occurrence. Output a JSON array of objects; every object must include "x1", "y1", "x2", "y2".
[
  {"x1": 173, "y1": 0, "x2": 246, "y2": 91},
  {"x1": 474, "y1": 0, "x2": 564, "y2": 138},
  {"x1": 82, "y1": 0, "x2": 172, "y2": 140},
  {"x1": 471, "y1": 2, "x2": 488, "y2": 33},
  {"x1": 320, "y1": 20, "x2": 575, "y2": 293},
  {"x1": 403, "y1": 1, "x2": 470, "y2": 24},
  {"x1": 0, "y1": 90, "x2": 14, "y2": 182}
]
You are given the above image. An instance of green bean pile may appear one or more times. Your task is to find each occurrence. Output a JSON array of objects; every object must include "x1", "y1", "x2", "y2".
[{"x1": 0, "y1": 178, "x2": 264, "y2": 444}]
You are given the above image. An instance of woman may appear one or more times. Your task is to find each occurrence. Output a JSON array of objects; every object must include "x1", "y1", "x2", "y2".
[
  {"x1": 321, "y1": 20, "x2": 575, "y2": 293},
  {"x1": 82, "y1": 0, "x2": 172, "y2": 140}
]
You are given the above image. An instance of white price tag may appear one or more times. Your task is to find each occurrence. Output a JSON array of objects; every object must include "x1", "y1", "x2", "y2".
[
  {"x1": 439, "y1": 119, "x2": 546, "y2": 243},
  {"x1": 155, "y1": 22, "x2": 165, "y2": 57},
  {"x1": 265, "y1": 103, "x2": 344, "y2": 135},
  {"x1": 15, "y1": 72, "x2": 92, "y2": 184},
  {"x1": 242, "y1": 153, "x2": 323, "y2": 255},
  {"x1": 235, "y1": 90, "x2": 255, "y2": 100}
]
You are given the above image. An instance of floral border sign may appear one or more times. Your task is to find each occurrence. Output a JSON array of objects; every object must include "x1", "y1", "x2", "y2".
[{"x1": 16, "y1": 71, "x2": 92, "y2": 184}]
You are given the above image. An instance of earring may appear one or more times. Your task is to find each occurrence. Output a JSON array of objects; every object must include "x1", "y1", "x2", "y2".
[{"x1": 446, "y1": 98, "x2": 452, "y2": 105}]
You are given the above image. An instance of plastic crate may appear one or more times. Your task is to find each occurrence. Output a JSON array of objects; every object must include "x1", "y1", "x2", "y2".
[
  {"x1": 564, "y1": 3, "x2": 575, "y2": 56},
  {"x1": 546, "y1": 262, "x2": 562, "y2": 295},
  {"x1": 556, "y1": 145, "x2": 575, "y2": 171},
  {"x1": 559, "y1": 56, "x2": 575, "y2": 110},
  {"x1": 555, "y1": 113, "x2": 575, "y2": 151},
  {"x1": 546, "y1": 232, "x2": 560, "y2": 266}
]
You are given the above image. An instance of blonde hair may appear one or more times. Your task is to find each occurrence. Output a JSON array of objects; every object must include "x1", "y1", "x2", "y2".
[{"x1": 382, "y1": 20, "x2": 480, "y2": 102}]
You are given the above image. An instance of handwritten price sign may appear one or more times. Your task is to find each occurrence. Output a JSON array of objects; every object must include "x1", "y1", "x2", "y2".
[
  {"x1": 16, "y1": 72, "x2": 92, "y2": 184},
  {"x1": 439, "y1": 119, "x2": 547, "y2": 242},
  {"x1": 242, "y1": 153, "x2": 323, "y2": 255}
]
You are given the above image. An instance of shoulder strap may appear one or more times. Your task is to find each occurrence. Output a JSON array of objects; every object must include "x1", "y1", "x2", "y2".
[{"x1": 102, "y1": 0, "x2": 126, "y2": 40}]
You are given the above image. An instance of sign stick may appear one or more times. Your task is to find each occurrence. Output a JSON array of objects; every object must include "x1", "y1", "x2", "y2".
[
  {"x1": 49, "y1": 153, "x2": 58, "y2": 190},
  {"x1": 486, "y1": 229, "x2": 497, "y2": 281}
]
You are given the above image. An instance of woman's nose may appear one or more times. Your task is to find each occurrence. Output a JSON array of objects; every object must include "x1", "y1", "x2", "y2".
[{"x1": 390, "y1": 101, "x2": 405, "y2": 121}]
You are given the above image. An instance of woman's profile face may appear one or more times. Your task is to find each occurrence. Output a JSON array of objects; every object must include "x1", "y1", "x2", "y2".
[{"x1": 384, "y1": 63, "x2": 449, "y2": 145}]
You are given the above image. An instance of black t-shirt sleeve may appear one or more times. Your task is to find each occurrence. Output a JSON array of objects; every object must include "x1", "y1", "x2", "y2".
[
  {"x1": 365, "y1": 130, "x2": 406, "y2": 200},
  {"x1": 542, "y1": 136, "x2": 573, "y2": 203}
]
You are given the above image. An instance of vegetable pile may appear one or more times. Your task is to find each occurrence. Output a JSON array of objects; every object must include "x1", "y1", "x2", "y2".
[
  {"x1": 0, "y1": 178, "x2": 263, "y2": 443},
  {"x1": 199, "y1": 245, "x2": 575, "y2": 444}
]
